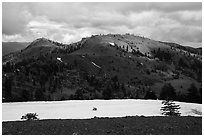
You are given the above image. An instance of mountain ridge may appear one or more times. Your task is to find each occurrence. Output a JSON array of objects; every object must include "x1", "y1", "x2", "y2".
[{"x1": 2, "y1": 33, "x2": 202, "y2": 103}]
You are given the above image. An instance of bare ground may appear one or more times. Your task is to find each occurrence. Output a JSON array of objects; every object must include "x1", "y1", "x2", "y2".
[{"x1": 2, "y1": 116, "x2": 202, "y2": 135}]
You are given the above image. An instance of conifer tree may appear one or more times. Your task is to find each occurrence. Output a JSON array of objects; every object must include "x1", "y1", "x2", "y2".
[{"x1": 160, "y1": 100, "x2": 181, "y2": 116}]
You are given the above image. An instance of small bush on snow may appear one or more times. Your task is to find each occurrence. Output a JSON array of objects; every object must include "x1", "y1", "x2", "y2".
[{"x1": 21, "y1": 113, "x2": 39, "y2": 121}]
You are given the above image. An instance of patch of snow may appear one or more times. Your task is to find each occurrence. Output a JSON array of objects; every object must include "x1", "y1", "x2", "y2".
[
  {"x1": 2, "y1": 99, "x2": 202, "y2": 122},
  {"x1": 91, "y1": 62, "x2": 101, "y2": 69},
  {"x1": 57, "y1": 57, "x2": 62, "y2": 62},
  {"x1": 109, "y1": 42, "x2": 115, "y2": 46}
]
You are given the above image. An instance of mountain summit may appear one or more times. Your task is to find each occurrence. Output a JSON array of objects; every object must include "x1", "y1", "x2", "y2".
[{"x1": 26, "y1": 37, "x2": 53, "y2": 48}]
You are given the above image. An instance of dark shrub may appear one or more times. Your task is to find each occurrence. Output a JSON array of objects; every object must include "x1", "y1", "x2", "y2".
[
  {"x1": 160, "y1": 83, "x2": 176, "y2": 100},
  {"x1": 187, "y1": 83, "x2": 201, "y2": 104},
  {"x1": 144, "y1": 91, "x2": 157, "y2": 100},
  {"x1": 102, "y1": 85, "x2": 113, "y2": 100},
  {"x1": 21, "y1": 113, "x2": 39, "y2": 121}
]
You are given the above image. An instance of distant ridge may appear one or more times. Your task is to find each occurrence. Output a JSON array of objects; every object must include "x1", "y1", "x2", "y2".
[{"x1": 2, "y1": 42, "x2": 30, "y2": 56}]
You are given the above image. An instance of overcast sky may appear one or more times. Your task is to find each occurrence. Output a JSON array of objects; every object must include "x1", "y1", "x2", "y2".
[{"x1": 2, "y1": 2, "x2": 202, "y2": 48}]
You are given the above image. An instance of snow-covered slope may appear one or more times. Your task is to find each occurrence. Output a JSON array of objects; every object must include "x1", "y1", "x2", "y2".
[{"x1": 2, "y1": 99, "x2": 202, "y2": 122}]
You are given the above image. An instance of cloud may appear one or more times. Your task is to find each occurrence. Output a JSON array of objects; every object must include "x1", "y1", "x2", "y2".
[
  {"x1": 81, "y1": 2, "x2": 201, "y2": 14},
  {"x1": 143, "y1": 2, "x2": 201, "y2": 12},
  {"x1": 2, "y1": 2, "x2": 202, "y2": 48},
  {"x1": 2, "y1": 3, "x2": 32, "y2": 35},
  {"x1": 168, "y1": 10, "x2": 202, "y2": 27}
]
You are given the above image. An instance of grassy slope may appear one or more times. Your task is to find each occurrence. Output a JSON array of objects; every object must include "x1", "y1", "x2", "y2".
[{"x1": 2, "y1": 116, "x2": 201, "y2": 135}]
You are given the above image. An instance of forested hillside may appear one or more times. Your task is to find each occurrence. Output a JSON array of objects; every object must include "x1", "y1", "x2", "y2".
[{"x1": 2, "y1": 34, "x2": 202, "y2": 103}]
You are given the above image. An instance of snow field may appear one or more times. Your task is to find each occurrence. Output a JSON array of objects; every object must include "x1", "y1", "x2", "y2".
[{"x1": 2, "y1": 99, "x2": 202, "y2": 121}]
